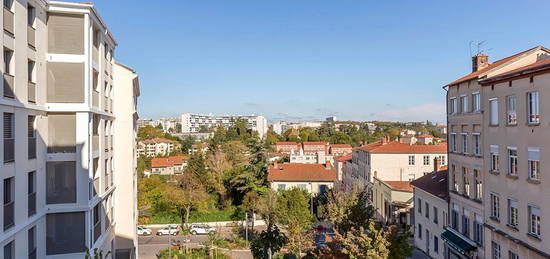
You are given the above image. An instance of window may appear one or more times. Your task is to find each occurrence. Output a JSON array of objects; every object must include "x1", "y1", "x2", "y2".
[
  {"x1": 452, "y1": 166, "x2": 459, "y2": 192},
  {"x1": 472, "y1": 92, "x2": 481, "y2": 112},
  {"x1": 93, "y1": 204, "x2": 101, "y2": 242},
  {"x1": 506, "y1": 95, "x2": 517, "y2": 125},
  {"x1": 408, "y1": 173, "x2": 415, "y2": 181},
  {"x1": 46, "y1": 212, "x2": 86, "y2": 255},
  {"x1": 3, "y1": 177, "x2": 14, "y2": 230},
  {"x1": 417, "y1": 198, "x2": 422, "y2": 213},
  {"x1": 433, "y1": 206, "x2": 438, "y2": 224},
  {"x1": 508, "y1": 148, "x2": 518, "y2": 176},
  {"x1": 46, "y1": 162, "x2": 77, "y2": 204},
  {"x1": 28, "y1": 115, "x2": 36, "y2": 159},
  {"x1": 3, "y1": 241, "x2": 13, "y2": 259},
  {"x1": 461, "y1": 133, "x2": 468, "y2": 154},
  {"x1": 28, "y1": 226, "x2": 36, "y2": 259},
  {"x1": 438, "y1": 155, "x2": 446, "y2": 166},
  {"x1": 490, "y1": 99, "x2": 499, "y2": 125},
  {"x1": 473, "y1": 214, "x2": 483, "y2": 245},
  {"x1": 463, "y1": 171, "x2": 470, "y2": 197},
  {"x1": 28, "y1": 60, "x2": 36, "y2": 83},
  {"x1": 490, "y1": 145, "x2": 499, "y2": 172},
  {"x1": 491, "y1": 193, "x2": 500, "y2": 219},
  {"x1": 425, "y1": 202, "x2": 429, "y2": 218},
  {"x1": 462, "y1": 209, "x2": 470, "y2": 237},
  {"x1": 492, "y1": 241, "x2": 501, "y2": 259},
  {"x1": 418, "y1": 224, "x2": 422, "y2": 239},
  {"x1": 450, "y1": 97, "x2": 457, "y2": 114},
  {"x1": 297, "y1": 184, "x2": 306, "y2": 190},
  {"x1": 28, "y1": 171, "x2": 36, "y2": 217},
  {"x1": 434, "y1": 236, "x2": 439, "y2": 254},
  {"x1": 508, "y1": 251, "x2": 519, "y2": 259},
  {"x1": 319, "y1": 184, "x2": 327, "y2": 195},
  {"x1": 27, "y1": 4, "x2": 36, "y2": 27},
  {"x1": 528, "y1": 147, "x2": 540, "y2": 181},
  {"x1": 473, "y1": 134, "x2": 481, "y2": 156},
  {"x1": 277, "y1": 184, "x2": 286, "y2": 190},
  {"x1": 474, "y1": 170, "x2": 482, "y2": 200},
  {"x1": 527, "y1": 91, "x2": 540, "y2": 124},
  {"x1": 451, "y1": 205, "x2": 459, "y2": 230},
  {"x1": 423, "y1": 155, "x2": 430, "y2": 165},
  {"x1": 408, "y1": 155, "x2": 415, "y2": 165},
  {"x1": 528, "y1": 205, "x2": 541, "y2": 237},
  {"x1": 451, "y1": 133, "x2": 457, "y2": 152},
  {"x1": 460, "y1": 95, "x2": 468, "y2": 113},
  {"x1": 3, "y1": 48, "x2": 13, "y2": 75},
  {"x1": 3, "y1": 112, "x2": 14, "y2": 163},
  {"x1": 507, "y1": 199, "x2": 518, "y2": 228}
]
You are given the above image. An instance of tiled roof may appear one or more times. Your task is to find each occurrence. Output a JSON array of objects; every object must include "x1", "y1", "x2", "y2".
[
  {"x1": 383, "y1": 181, "x2": 413, "y2": 192},
  {"x1": 411, "y1": 169, "x2": 449, "y2": 200},
  {"x1": 358, "y1": 141, "x2": 446, "y2": 154},
  {"x1": 435, "y1": 125, "x2": 447, "y2": 128},
  {"x1": 151, "y1": 155, "x2": 189, "y2": 168},
  {"x1": 267, "y1": 163, "x2": 336, "y2": 182},
  {"x1": 480, "y1": 57, "x2": 550, "y2": 84},
  {"x1": 142, "y1": 138, "x2": 175, "y2": 144},
  {"x1": 335, "y1": 154, "x2": 352, "y2": 162},
  {"x1": 330, "y1": 144, "x2": 352, "y2": 148},
  {"x1": 276, "y1": 142, "x2": 299, "y2": 145},
  {"x1": 303, "y1": 142, "x2": 329, "y2": 145},
  {"x1": 447, "y1": 46, "x2": 544, "y2": 86}
]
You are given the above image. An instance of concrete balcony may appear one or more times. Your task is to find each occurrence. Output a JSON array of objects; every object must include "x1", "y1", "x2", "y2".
[
  {"x1": 3, "y1": 73, "x2": 14, "y2": 98},
  {"x1": 27, "y1": 25, "x2": 35, "y2": 48},
  {"x1": 3, "y1": 8, "x2": 13, "y2": 35},
  {"x1": 28, "y1": 81, "x2": 36, "y2": 103}
]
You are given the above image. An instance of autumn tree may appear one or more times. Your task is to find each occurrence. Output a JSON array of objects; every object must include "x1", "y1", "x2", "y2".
[
  {"x1": 205, "y1": 150, "x2": 231, "y2": 205},
  {"x1": 336, "y1": 222, "x2": 390, "y2": 259},
  {"x1": 276, "y1": 188, "x2": 314, "y2": 256},
  {"x1": 388, "y1": 225, "x2": 414, "y2": 259},
  {"x1": 168, "y1": 174, "x2": 209, "y2": 227}
]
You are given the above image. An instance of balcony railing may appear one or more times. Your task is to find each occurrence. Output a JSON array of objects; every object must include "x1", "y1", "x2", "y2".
[
  {"x1": 3, "y1": 201, "x2": 14, "y2": 230},
  {"x1": 4, "y1": 138, "x2": 14, "y2": 163},
  {"x1": 28, "y1": 192, "x2": 36, "y2": 216},
  {"x1": 27, "y1": 25, "x2": 35, "y2": 47},
  {"x1": 3, "y1": 73, "x2": 14, "y2": 98},
  {"x1": 92, "y1": 90, "x2": 99, "y2": 107},
  {"x1": 28, "y1": 137, "x2": 36, "y2": 159},
  {"x1": 3, "y1": 8, "x2": 13, "y2": 35},
  {"x1": 92, "y1": 135, "x2": 99, "y2": 152},
  {"x1": 28, "y1": 82, "x2": 36, "y2": 103}
]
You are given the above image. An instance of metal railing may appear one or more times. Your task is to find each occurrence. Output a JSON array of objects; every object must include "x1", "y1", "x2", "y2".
[
  {"x1": 28, "y1": 192, "x2": 36, "y2": 216},
  {"x1": 3, "y1": 8, "x2": 13, "y2": 35},
  {"x1": 28, "y1": 82, "x2": 36, "y2": 103},
  {"x1": 3, "y1": 201, "x2": 14, "y2": 230},
  {"x1": 27, "y1": 25, "x2": 35, "y2": 47},
  {"x1": 4, "y1": 138, "x2": 14, "y2": 163},
  {"x1": 3, "y1": 73, "x2": 14, "y2": 98},
  {"x1": 28, "y1": 137, "x2": 36, "y2": 159}
]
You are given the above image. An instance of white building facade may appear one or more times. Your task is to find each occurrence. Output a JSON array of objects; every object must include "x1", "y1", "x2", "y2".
[
  {"x1": 0, "y1": 1, "x2": 138, "y2": 258},
  {"x1": 181, "y1": 113, "x2": 268, "y2": 138}
]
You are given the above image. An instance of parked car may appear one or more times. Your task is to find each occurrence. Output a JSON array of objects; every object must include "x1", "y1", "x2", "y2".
[
  {"x1": 157, "y1": 225, "x2": 179, "y2": 236},
  {"x1": 190, "y1": 224, "x2": 216, "y2": 235},
  {"x1": 137, "y1": 226, "x2": 152, "y2": 236}
]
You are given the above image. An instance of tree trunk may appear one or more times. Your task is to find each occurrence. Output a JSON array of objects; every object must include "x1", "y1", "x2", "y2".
[{"x1": 185, "y1": 206, "x2": 191, "y2": 226}]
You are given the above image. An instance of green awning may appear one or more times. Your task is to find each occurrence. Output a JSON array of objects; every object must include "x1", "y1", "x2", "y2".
[{"x1": 441, "y1": 230, "x2": 476, "y2": 255}]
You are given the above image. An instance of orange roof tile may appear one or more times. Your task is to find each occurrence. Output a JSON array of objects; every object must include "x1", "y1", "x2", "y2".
[
  {"x1": 151, "y1": 155, "x2": 189, "y2": 168},
  {"x1": 447, "y1": 46, "x2": 544, "y2": 86},
  {"x1": 383, "y1": 181, "x2": 413, "y2": 192},
  {"x1": 268, "y1": 163, "x2": 336, "y2": 182},
  {"x1": 358, "y1": 141, "x2": 446, "y2": 154},
  {"x1": 335, "y1": 154, "x2": 352, "y2": 162}
]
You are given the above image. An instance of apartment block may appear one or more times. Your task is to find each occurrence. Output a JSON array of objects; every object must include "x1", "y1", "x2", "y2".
[
  {"x1": 0, "y1": 1, "x2": 139, "y2": 258},
  {"x1": 180, "y1": 113, "x2": 268, "y2": 138},
  {"x1": 444, "y1": 46, "x2": 550, "y2": 259},
  {"x1": 137, "y1": 138, "x2": 179, "y2": 157}
]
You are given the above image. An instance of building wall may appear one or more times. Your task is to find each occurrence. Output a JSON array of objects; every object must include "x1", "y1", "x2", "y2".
[
  {"x1": 269, "y1": 181, "x2": 333, "y2": 195},
  {"x1": 481, "y1": 72, "x2": 550, "y2": 258},
  {"x1": 370, "y1": 153, "x2": 447, "y2": 181},
  {"x1": 181, "y1": 113, "x2": 268, "y2": 138},
  {"x1": 371, "y1": 178, "x2": 413, "y2": 224},
  {"x1": 413, "y1": 188, "x2": 448, "y2": 259}
]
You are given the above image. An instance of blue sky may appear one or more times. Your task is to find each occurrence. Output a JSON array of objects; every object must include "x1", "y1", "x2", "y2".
[{"x1": 93, "y1": 0, "x2": 550, "y2": 124}]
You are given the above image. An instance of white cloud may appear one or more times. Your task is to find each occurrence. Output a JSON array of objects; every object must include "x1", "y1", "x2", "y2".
[{"x1": 368, "y1": 103, "x2": 446, "y2": 123}]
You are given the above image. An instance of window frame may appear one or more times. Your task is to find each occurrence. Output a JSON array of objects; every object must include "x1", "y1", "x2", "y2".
[
  {"x1": 489, "y1": 98, "x2": 499, "y2": 126},
  {"x1": 507, "y1": 198, "x2": 518, "y2": 228},
  {"x1": 528, "y1": 205, "x2": 541, "y2": 237},
  {"x1": 528, "y1": 147, "x2": 540, "y2": 181},
  {"x1": 507, "y1": 147, "x2": 518, "y2": 176},
  {"x1": 472, "y1": 92, "x2": 481, "y2": 112},
  {"x1": 506, "y1": 95, "x2": 517, "y2": 125},
  {"x1": 527, "y1": 91, "x2": 540, "y2": 124}
]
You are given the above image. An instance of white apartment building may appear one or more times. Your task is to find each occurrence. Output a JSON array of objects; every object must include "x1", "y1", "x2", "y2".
[
  {"x1": 444, "y1": 46, "x2": 550, "y2": 259},
  {"x1": 0, "y1": 1, "x2": 138, "y2": 258},
  {"x1": 136, "y1": 138, "x2": 179, "y2": 157},
  {"x1": 181, "y1": 113, "x2": 268, "y2": 138},
  {"x1": 412, "y1": 169, "x2": 449, "y2": 259}
]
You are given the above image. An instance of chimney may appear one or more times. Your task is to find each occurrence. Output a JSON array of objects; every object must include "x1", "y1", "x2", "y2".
[
  {"x1": 273, "y1": 162, "x2": 278, "y2": 169},
  {"x1": 472, "y1": 54, "x2": 489, "y2": 72},
  {"x1": 325, "y1": 161, "x2": 332, "y2": 169},
  {"x1": 381, "y1": 136, "x2": 388, "y2": 145},
  {"x1": 433, "y1": 157, "x2": 441, "y2": 172}
]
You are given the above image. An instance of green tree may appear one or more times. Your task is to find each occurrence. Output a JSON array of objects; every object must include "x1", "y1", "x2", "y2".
[
  {"x1": 250, "y1": 225, "x2": 288, "y2": 259},
  {"x1": 138, "y1": 125, "x2": 163, "y2": 140},
  {"x1": 337, "y1": 223, "x2": 390, "y2": 259},
  {"x1": 204, "y1": 150, "x2": 232, "y2": 206},
  {"x1": 388, "y1": 225, "x2": 414, "y2": 259},
  {"x1": 180, "y1": 136, "x2": 195, "y2": 154},
  {"x1": 276, "y1": 188, "x2": 314, "y2": 256},
  {"x1": 199, "y1": 125, "x2": 210, "y2": 133},
  {"x1": 175, "y1": 122, "x2": 182, "y2": 133},
  {"x1": 169, "y1": 174, "x2": 209, "y2": 227},
  {"x1": 186, "y1": 152, "x2": 207, "y2": 184}
]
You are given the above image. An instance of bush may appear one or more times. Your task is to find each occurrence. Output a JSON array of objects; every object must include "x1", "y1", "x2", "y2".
[{"x1": 157, "y1": 248, "x2": 228, "y2": 259}]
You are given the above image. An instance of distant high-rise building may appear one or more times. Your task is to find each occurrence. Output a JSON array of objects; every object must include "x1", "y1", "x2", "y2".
[
  {"x1": 180, "y1": 113, "x2": 268, "y2": 138},
  {"x1": 0, "y1": 1, "x2": 139, "y2": 258}
]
